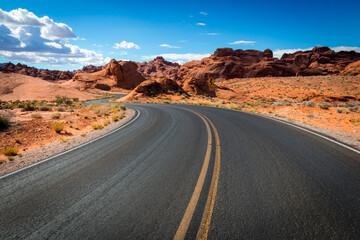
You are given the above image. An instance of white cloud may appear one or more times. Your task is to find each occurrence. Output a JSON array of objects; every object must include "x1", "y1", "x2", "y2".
[
  {"x1": 113, "y1": 41, "x2": 140, "y2": 49},
  {"x1": 0, "y1": 8, "x2": 109, "y2": 66},
  {"x1": 142, "y1": 53, "x2": 211, "y2": 61},
  {"x1": 229, "y1": 40, "x2": 255, "y2": 45},
  {"x1": 0, "y1": 8, "x2": 76, "y2": 41},
  {"x1": 206, "y1": 33, "x2": 220, "y2": 36},
  {"x1": 196, "y1": 23, "x2": 206, "y2": 26},
  {"x1": 44, "y1": 42, "x2": 62, "y2": 49},
  {"x1": 331, "y1": 46, "x2": 360, "y2": 52},
  {"x1": 0, "y1": 47, "x2": 110, "y2": 65},
  {"x1": 200, "y1": 12, "x2": 208, "y2": 15},
  {"x1": 178, "y1": 40, "x2": 188, "y2": 43},
  {"x1": 119, "y1": 51, "x2": 128, "y2": 55},
  {"x1": 272, "y1": 48, "x2": 312, "y2": 59},
  {"x1": 176, "y1": 60, "x2": 185, "y2": 65},
  {"x1": 160, "y1": 44, "x2": 180, "y2": 49}
]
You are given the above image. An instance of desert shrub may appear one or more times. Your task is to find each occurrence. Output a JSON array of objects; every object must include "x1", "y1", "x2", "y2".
[
  {"x1": 0, "y1": 116, "x2": 9, "y2": 130},
  {"x1": 72, "y1": 98, "x2": 79, "y2": 102},
  {"x1": 349, "y1": 106, "x2": 359, "y2": 112},
  {"x1": 337, "y1": 103, "x2": 346, "y2": 107},
  {"x1": 112, "y1": 114, "x2": 119, "y2": 122},
  {"x1": 272, "y1": 101, "x2": 292, "y2": 107},
  {"x1": 2, "y1": 147, "x2": 19, "y2": 156},
  {"x1": 303, "y1": 101, "x2": 316, "y2": 107},
  {"x1": 52, "y1": 113, "x2": 61, "y2": 119},
  {"x1": 15, "y1": 138, "x2": 21, "y2": 144},
  {"x1": 55, "y1": 95, "x2": 72, "y2": 106},
  {"x1": 337, "y1": 108, "x2": 345, "y2": 113},
  {"x1": 51, "y1": 122, "x2": 65, "y2": 133},
  {"x1": 346, "y1": 101, "x2": 360, "y2": 107},
  {"x1": 31, "y1": 113, "x2": 42, "y2": 119},
  {"x1": 39, "y1": 106, "x2": 51, "y2": 111},
  {"x1": 57, "y1": 107, "x2": 66, "y2": 112},
  {"x1": 319, "y1": 102, "x2": 333, "y2": 110},
  {"x1": 21, "y1": 103, "x2": 36, "y2": 111},
  {"x1": 119, "y1": 105, "x2": 126, "y2": 111}
]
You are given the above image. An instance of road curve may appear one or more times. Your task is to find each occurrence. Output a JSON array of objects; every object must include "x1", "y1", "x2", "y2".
[{"x1": 0, "y1": 103, "x2": 359, "y2": 239}]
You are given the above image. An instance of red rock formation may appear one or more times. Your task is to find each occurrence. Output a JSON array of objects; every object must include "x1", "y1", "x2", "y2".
[
  {"x1": 69, "y1": 59, "x2": 145, "y2": 90},
  {"x1": 341, "y1": 60, "x2": 360, "y2": 75},
  {"x1": 137, "y1": 57, "x2": 180, "y2": 79},
  {"x1": 124, "y1": 77, "x2": 184, "y2": 100},
  {"x1": 177, "y1": 47, "x2": 360, "y2": 86}
]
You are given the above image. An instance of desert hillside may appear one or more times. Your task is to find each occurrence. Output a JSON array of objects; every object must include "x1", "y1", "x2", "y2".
[{"x1": 0, "y1": 72, "x2": 95, "y2": 101}]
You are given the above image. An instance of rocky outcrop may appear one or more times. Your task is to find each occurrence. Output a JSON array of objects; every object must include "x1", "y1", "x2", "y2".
[
  {"x1": 124, "y1": 77, "x2": 184, "y2": 100},
  {"x1": 0, "y1": 62, "x2": 106, "y2": 81},
  {"x1": 69, "y1": 59, "x2": 145, "y2": 90},
  {"x1": 341, "y1": 60, "x2": 360, "y2": 75},
  {"x1": 0, "y1": 62, "x2": 74, "y2": 81},
  {"x1": 176, "y1": 47, "x2": 360, "y2": 90},
  {"x1": 137, "y1": 57, "x2": 180, "y2": 79}
]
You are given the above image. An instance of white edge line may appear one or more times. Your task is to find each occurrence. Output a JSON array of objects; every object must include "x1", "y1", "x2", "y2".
[
  {"x1": 0, "y1": 109, "x2": 140, "y2": 180},
  {"x1": 170, "y1": 103, "x2": 360, "y2": 155},
  {"x1": 228, "y1": 108, "x2": 360, "y2": 155}
]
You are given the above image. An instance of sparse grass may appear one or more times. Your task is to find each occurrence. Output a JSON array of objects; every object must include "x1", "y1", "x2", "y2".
[
  {"x1": 59, "y1": 137, "x2": 70, "y2": 143},
  {"x1": 92, "y1": 123, "x2": 104, "y2": 130},
  {"x1": 51, "y1": 113, "x2": 61, "y2": 119},
  {"x1": 350, "y1": 118, "x2": 360, "y2": 123},
  {"x1": 31, "y1": 113, "x2": 42, "y2": 119},
  {"x1": 2, "y1": 147, "x2": 19, "y2": 156},
  {"x1": 95, "y1": 93, "x2": 115, "y2": 100},
  {"x1": 103, "y1": 119, "x2": 110, "y2": 126},
  {"x1": 112, "y1": 114, "x2": 124, "y2": 122},
  {"x1": 51, "y1": 122, "x2": 65, "y2": 133}
]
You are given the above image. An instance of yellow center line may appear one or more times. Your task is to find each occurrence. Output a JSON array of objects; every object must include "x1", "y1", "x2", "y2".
[
  {"x1": 173, "y1": 107, "x2": 221, "y2": 240},
  {"x1": 174, "y1": 109, "x2": 213, "y2": 240},
  {"x1": 196, "y1": 113, "x2": 221, "y2": 240}
]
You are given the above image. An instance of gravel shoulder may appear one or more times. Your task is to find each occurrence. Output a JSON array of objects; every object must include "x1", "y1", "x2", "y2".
[{"x1": 0, "y1": 108, "x2": 135, "y2": 176}]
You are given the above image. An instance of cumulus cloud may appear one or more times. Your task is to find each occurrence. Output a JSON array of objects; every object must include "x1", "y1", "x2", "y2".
[
  {"x1": 160, "y1": 44, "x2": 180, "y2": 49},
  {"x1": 196, "y1": 23, "x2": 206, "y2": 26},
  {"x1": 229, "y1": 40, "x2": 255, "y2": 45},
  {"x1": 200, "y1": 12, "x2": 208, "y2": 15},
  {"x1": 272, "y1": 48, "x2": 312, "y2": 59},
  {"x1": 113, "y1": 41, "x2": 140, "y2": 49},
  {"x1": 0, "y1": 8, "x2": 109, "y2": 66},
  {"x1": 142, "y1": 53, "x2": 210, "y2": 61},
  {"x1": 331, "y1": 46, "x2": 360, "y2": 52}
]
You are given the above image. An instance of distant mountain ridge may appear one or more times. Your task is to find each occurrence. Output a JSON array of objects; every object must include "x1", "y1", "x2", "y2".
[{"x1": 1, "y1": 46, "x2": 360, "y2": 83}]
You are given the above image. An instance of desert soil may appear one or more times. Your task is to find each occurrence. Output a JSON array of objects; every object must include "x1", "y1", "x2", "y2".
[{"x1": 0, "y1": 109, "x2": 135, "y2": 176}]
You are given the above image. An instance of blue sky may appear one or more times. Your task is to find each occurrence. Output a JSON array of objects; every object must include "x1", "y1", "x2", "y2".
[{"x1": 0, "y1": 0, "x2": 359, "y2": 70}]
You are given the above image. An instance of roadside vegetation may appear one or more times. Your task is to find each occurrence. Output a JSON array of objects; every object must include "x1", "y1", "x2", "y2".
[{"x1": 0, "y1": 96, "x2": 128, "y2": 164}]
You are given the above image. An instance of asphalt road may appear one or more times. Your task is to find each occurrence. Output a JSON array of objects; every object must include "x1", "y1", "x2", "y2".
[{"x1": 1, "y1": 103, "x2": 359, "y2": 239}]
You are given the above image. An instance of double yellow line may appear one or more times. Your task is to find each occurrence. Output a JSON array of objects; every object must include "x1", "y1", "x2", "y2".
[{"x1": 174, "y1": 108, "x2": 221, "y2": 240}]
